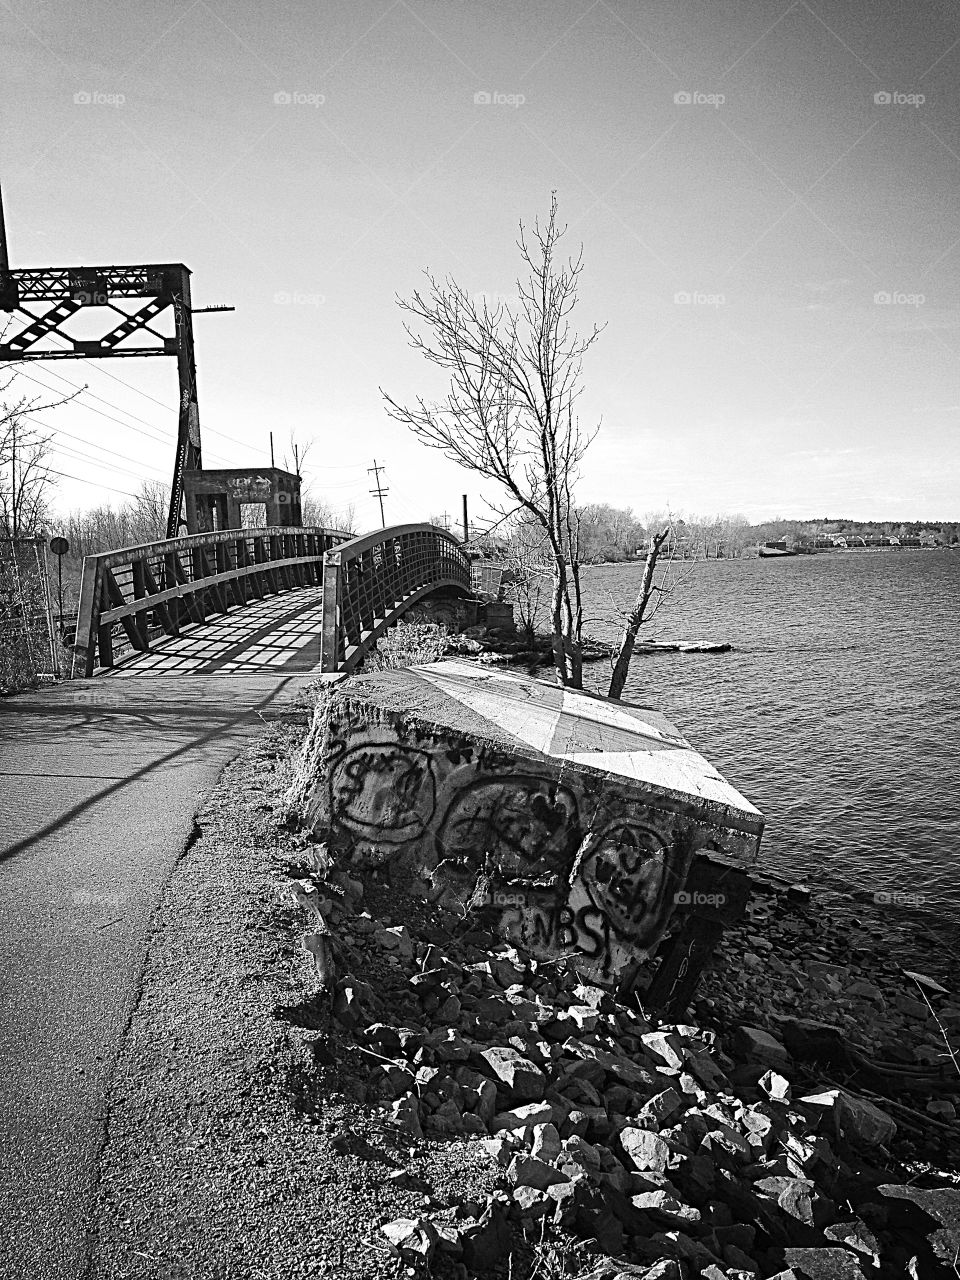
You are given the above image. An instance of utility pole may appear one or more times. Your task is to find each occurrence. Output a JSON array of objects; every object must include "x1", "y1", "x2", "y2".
[
  {"x1": 368, "y1": 459, "x2": 388, "y2": 527},
  {"x1": 10, "y1": 414, "x2": 16, "y2": 538},
  {"x1": 269, "y1": 431, "x2": 275, "y2": 467},
  {"x1": 462, "y1": 494, "x2": 469, "y2": 542}
]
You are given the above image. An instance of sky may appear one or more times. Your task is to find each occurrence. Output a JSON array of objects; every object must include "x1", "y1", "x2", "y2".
[{"x1": 2, "y1": 0, "x2": 960, "y2": 530}]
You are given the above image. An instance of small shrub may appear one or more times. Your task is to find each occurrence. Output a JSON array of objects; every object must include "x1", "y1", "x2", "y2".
[{"x1": 365, "y1": 621, "x2": 449, "y2": 671}]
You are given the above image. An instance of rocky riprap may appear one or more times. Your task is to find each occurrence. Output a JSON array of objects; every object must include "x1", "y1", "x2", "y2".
[{"x1": 278, "y1": 842, "x2": 960, "y2": 1280}]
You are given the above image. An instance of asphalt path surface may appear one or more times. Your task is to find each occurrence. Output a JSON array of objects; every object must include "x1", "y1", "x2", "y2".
[{"x1": 0, "y1": 594, "x2": 327, "y2": 1280}]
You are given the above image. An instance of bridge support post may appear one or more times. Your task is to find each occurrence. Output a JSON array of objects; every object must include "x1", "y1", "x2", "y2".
[{"x1": 319, "y1": 551, "x2": 342, "y2": 673}]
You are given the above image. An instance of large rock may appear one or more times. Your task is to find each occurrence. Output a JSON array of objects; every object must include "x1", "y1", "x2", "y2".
[
  {"x1": 490, "y1": 1101, "x2": 555, "y2": 1135},
  {"x1": 640, "y1": 1030, "x2": 687, "y2": 1071},
  {"x1": 754, "y1": 1176, "x2": 833, "y2": 1232},
  {"x1": 530, "y1": 1122, "x2": 562, "y2": 1163},
  {"x1": 381, "y1": 1217, "x2": 439, "y2": 1267},
  {"x1": 636, "y1": 1088, "x2": 683, "y2": 1126},
  {"x1": 836, "y1": 1090, "x2": 896, "y2": 1147},
  {"x1": 457, "y1": 1204, "x2": 511, "y2": 1271},
  {"x1": 879, "y1": 1184, "x2": 960, "y2": 1268},
  {"x1": 619, "y1": 1127, "x2": 671, "y2": 1173},
  {"x1": 509, "y1": 1155, "x2": 571, "y2": 1192},
  {"x1": 629, "y1": 1190, "x2": 701, "y2": 1227},
  {"x1": 823, "y1": 1219, "x2": 881, "y2": 1266},
  {"x1": 783, "y1": 1246, "x2": 868, "y2": 1278},
  {"x1": 732, "y1": 1025, "x2": 791, "y2": 1069},
  {"x1": 479, "y1": 1046, "x2": 546, "y2": 1101}
]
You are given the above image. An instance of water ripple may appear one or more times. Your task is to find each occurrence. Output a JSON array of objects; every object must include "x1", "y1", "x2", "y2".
[{"x1": 581, "y1": 551, "x2": 960, "y2": 922}]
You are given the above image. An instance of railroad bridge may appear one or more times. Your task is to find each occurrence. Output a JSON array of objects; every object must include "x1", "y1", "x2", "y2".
[{"x1": 72, "y1": 522, "x2": 472, "y2": 678}]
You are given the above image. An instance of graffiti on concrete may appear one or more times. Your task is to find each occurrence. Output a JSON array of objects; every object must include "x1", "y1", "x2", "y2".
[
  {"x1": 305, "y1": 696, "x2": 756, "y2": 986},
  {"x1": 575, "y1": 823, "x2": 671, "y2": 946},
  {"x1": 330, "y1": 743, "x2": 436, "y2": 842},
  {"x1": 436, "y1": 776, "x2": 580, "y2": 875}
]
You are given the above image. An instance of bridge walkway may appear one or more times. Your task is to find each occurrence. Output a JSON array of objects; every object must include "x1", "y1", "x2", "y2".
[{"x1": 103, "y1": 587, "x2": 326, "y2": 677}]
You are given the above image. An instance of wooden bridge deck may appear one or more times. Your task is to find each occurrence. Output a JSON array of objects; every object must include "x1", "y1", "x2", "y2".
[{"x1": 102, "y1": 588, "x2": 326, "y2": 677}]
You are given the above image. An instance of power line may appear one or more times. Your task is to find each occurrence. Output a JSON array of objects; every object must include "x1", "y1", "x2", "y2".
[
  {"x1": 19, "y1": 360, "x2": 176, "y2": 437},
  {"x1": 14, "y1": 367, "x2": 174, "y2": 446},
  {"x1": 50, "y1": 442, "x2": 161, "y2": 484},
  {"x1": 17, "y1": 415, "x2": 162, "y2": 486},
  {"x1": 41, "y1": 465, "x2": 140, "y2": 499},
  {"x1": 69, "y1": 355, "x2": 262, "y2": 456},
  {"x1": 8, "y1": 334, "x2": 370, "y2": 472},
  {"x1": 8, "y1": 322, "x2": 262, "y2": 458},
  {"x1": 24, "y1": 413, "x2": 169, "y2": 477}
]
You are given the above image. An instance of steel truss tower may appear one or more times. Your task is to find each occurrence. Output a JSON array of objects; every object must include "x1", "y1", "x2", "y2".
[{"x1": 0, "y1": 184, "x2": 201, "y2": 537}]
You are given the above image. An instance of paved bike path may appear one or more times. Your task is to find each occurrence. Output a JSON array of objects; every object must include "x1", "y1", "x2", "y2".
[{"x1": 0, "y1": 670, "x2": 318, "y2": 1280}]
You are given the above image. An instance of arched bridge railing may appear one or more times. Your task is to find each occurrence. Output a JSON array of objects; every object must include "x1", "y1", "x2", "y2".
[
  {"x1": 74, "y1": 525, "x2": 350, "y2": 676},
  {"x1": 319, "y1": 523, "x2": 471, "y2": 673}
]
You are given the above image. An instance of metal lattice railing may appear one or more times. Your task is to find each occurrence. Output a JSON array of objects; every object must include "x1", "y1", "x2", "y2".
[
  {"x1": 319, "y1": 523, "x2": 471, "y2": 673},
  {"x1": 74, "y1": 525, "x2": 350, "y2": 675}
]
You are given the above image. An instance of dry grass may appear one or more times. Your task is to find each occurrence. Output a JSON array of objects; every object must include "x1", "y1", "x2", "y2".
[{"x1": 364, "y1": 621, "x2": 450, "y2": 671}]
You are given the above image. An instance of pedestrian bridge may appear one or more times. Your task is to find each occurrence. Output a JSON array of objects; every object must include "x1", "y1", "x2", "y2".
[{"x1": 72, "y1": 523, "x2": 472, "y2": 678}]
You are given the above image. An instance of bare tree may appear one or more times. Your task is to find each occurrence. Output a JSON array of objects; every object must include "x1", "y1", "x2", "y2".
[
  {"x1": 0, "y1": 360, "x2": 80, "y2": 537},
  {"x1": 0, "y1": 416, "x2": 53, "y2": 537},
  {"x1": 382, "y1": 194, "x2": 602, "y2": 687},
  {"x1": 607, "y1": 526, "x2": 671, "y2": 699},
  {"x1": 129, "y1": 480, "x2": 170, "y2": 544},
  {"x1": 284, "y1": 432, "x2": 313, "y2": 477},
  {"x1": 301, "y1": 493, "x2": 356, "y2": 533},
  {"x1": 601, "y1": 512, "x2": 708, "y2": 698}
]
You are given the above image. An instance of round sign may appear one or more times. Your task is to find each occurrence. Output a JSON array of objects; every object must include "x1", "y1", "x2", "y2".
[{"x1": 49, "y1": 537, "x2": 70, "y2": 556}]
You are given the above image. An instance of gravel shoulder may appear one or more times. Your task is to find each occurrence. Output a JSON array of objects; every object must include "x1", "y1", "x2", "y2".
[
  {"x1": 90, "y1": 688, "x2": 960, "y2": 1280},
  {"x1": 90, "y1": 706, "x2": 500, "y2": 1280}
]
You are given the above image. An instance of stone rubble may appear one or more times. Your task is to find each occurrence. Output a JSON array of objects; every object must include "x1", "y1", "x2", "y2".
[{"x1": 283, "y1": 842, "x2": 960, "y2": 1279}]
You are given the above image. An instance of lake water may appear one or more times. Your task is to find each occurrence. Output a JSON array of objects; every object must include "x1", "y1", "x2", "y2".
[{"x1": 579, "y1": 551, "x2": 960, "y2": 925}]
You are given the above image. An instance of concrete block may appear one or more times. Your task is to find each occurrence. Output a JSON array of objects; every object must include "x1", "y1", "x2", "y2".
[{"x1": 291, "y1": 661, "x2": 762, "y2": 986}]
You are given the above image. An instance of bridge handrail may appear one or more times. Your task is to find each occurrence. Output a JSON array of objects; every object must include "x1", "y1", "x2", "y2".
[
  {"x1": 319, "y1": 522, "x2": 471, "y2": 673},
  {"x1": 77, "y1": 525, "x2": 353, "y2": 569},
  {"x1": 74, "y1": 524, "x2": 351, "y2": 676}
]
